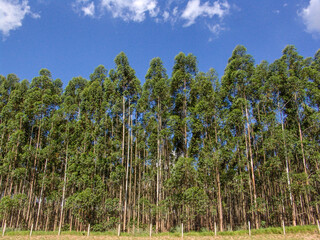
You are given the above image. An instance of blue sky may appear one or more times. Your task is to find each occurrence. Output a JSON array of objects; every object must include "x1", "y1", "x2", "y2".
[{"x1": 0, "y1": 0, "x2": 320, "y2": 86}]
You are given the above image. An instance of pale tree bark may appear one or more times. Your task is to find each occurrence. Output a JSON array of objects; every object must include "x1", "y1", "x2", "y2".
[
  {"x1": 279, "y1": 98, "x2": 296, "y2": 226},
  {"x1": 35, "y1": 158, "x2": 48, "y2": 230},
  {"x1": 123, "y1": 101, "x2": 130, "y2": 231},
  {"x1": 294, "y1": 93, "x2": 313, "y2": 224},
  {"x1": 183, "y1": 78, "x2": 188, "y2": 158},
  {"x1": 118, "y1": 96, "x2": 126, "y2": 231},
  {"x1": 58, "y1": 141, "x2": 68, "y2": 235},
  {"x1": 214, "y1": 121, "x2": 223, "y2": 232},
  {"x1": 244, "y1": 97, "x2": 258, "y2": 229},
  {"x1": 27, "y1": 118, "x2": 42, "y2": 228}
]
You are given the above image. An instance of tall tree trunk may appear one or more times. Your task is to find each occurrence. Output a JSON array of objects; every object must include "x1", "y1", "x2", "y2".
[
  {"x1": 216, "y1": 166, "x2": 223, "y2": 232},
  {"x1": 244, "y1": 98, "x2": 258, "y2": 229},
  {"x1": 123, "y1": 101, "x2": 130, "y2": 231},
  {"x1": 279, "y1": 100, "x2": 296, "y2": 226},
  {"x1": 294, "y1": 93, "x2": 313, "y2": 224},
  {"x1": 58, "y1": 141, "x2": 68, "y2": 235},
  {"x1": 156, "y1": 98, "x2": 160, "y2": 233},
  {"x1": 127, "y1": 113, "x2": 133, "y2": 232},
  {"x1": 27, "y1": 118, "x2": 42, "y2": 228},
  {"x1": 137, "y1": 150, "x2": 141, "y2": 232},
  {"x1": 214, "y1": 121, "x2": 223, "y2": 232},
  {"x1": 184, "y1": 78, "x2": 188, "y2": 157},
  {"x1": 35, "y1": 158, "x2": 48, "y2": 230},
  {"x1": 133, "y1": 129, "x2": 137, "y2": 233},
  {"x1": 119, "y1": 95, "x2": 126, "y2": 230}
]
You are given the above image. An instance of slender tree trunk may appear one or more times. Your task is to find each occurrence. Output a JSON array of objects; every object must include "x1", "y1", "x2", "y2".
[
  {"x1": 244, "y1": 98, "x2": 258, "y2": 229},
  {"x1": 216, "y1": 166, "x2": 223, "y2": 231},
  {"x1": 294, "y1": 94, "x2": 313, "y2": 224},
  {"x1": 159, "y1": 112, "x2": 162, "y2": 232},
  {"x1": 58, "y1": 141, "x2": 68, "y2": 235},
  {"x1": 119, "y1": 95, "x2": 126, "y2": 230},
  {"x1": 137, "y1": 150, "x2": 141, "y2": 232},
  {"x1": 123, "y1": 101, "x2": 130, "y2": 231},
  {"x1": 156, "y1": 98, "x2": 160, "y2": 233},
  {"x1": 240, "y1": 169, "x2": 247, "y2": 228},
  {"x1": 294, "y1": 94, "x2": 308, "y2": 181},
  {"x1": 279, "y1": 100, "x2": 296, "y2": 226},
  {"x1": 133, "y1": 130, "x2": 137, "y2": 233},
  {"x1": 27, "y1": 119, "x2": 42, "y2": 227},
  {"x1": 127, "y1": 113, "x2": 133, "y2": 232},
  {"x1": 183, "y1": 78, "x2": 188, "y2": 157},
  {"x1": 242, "y1": 105, "x2": 254, "y2": 228},
  {"x1": 35, "y1": 158, "x2": 48, "y2": 230},
  {"x1": 214, "y1": 121, "x2": 223, "y2": 232}
]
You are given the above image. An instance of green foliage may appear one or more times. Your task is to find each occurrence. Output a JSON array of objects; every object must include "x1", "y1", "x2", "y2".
[{"x1": 0, "y1": 47, "x2": 319, "y2": 233}]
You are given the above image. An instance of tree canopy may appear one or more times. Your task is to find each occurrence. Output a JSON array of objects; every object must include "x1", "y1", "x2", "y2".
[{"x1": 0, "y1": 47, "x2": 320, "y2": 233}]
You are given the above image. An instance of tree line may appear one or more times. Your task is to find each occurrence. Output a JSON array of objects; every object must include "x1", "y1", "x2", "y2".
[{"x1": 0, "y1": 45, "x2": 319, "y2": 233}]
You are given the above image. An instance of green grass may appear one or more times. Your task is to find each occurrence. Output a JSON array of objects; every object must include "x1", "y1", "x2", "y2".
[
  {"x1": 181, "y1": 225, "x2": 318, "y2": 236},
  {"x1": 1, "y1": 224, "x2": 318, "y2": 237},
  {"x1": 203, "y1": 225, "x2": 317, "y2": 236}
]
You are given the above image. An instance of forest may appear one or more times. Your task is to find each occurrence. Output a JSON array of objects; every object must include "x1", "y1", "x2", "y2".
[{"x1": 0, "y1": 45, "x2": 319, "y2": 234}]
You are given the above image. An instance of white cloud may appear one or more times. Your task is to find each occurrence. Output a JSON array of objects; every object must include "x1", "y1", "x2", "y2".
[
  {"x1": 0, "y1": 0, "x2": 39, "y2": 37},
  {"x1": 300, "y1": 0, "x2": 320, "y2": 35},
  {"x1": 82, "y1": 2, "x2": 95, "y2": 16},
  {"x1": 207, "y1": 23, "x2": 225, "y2": 36},
  {"x1": 181, "y1": 0, "x2": 229, "y2": 27},
  {"x1": 273, "y1": 9, "x2": 280, "y2": 14},
  {"x1": 172, "y1": 6, "x2": 178, "y2": 16},
  {"x1": 161, "y1": 6, "x2": 179, "y2": 23},
  {"x1": 101, "y1": 0, "x2": 159, "y2": 22},
  {"x1": 73, "y1": 0, "x2": 95, "y2": 17},
  {"x1": 163, "y1": 11, "x2": 169, "y2": 22},
  {"x1": 70, "y1": 0, "x2": 232, "y2": 36}
]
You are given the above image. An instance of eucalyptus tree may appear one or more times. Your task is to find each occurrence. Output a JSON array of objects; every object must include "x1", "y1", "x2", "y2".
[
  {"x1": 63, "y1": 65, "x2": 108, "y2": 231},
  {"x1": 1, "y1": 46, "x2": 320, "y2": 232},
  {"x1": 297, "y1": 49, "x2": 320, "y2": 222},
  {"x1": 280, "y1": 46, "x2": 308, "y2": 175},
  {"x1": 22, "y1": 69, "x2": 62, "y2": 228},
  {"x1": 189, "y1": 69, "x2": 224, "y2": 230},
  {"x1": 0, "y1": 74, "x2": 20, "y2": 179},
  {"x1": 170, "y1": 53, "x2": 197, "y2": 158},
  {"x1": 142, "y1": 57, "x2": 170, "y2": 232},
  {"x1": 306, "y1": 50, "x2": 320, "y2": 219},
  {"x1": 166, "y1": 156, "x2": 197, "y2": 229},
  {"x1": 0, "y1": 74, "x2": 19, "y2": 113},
  {"x1": 90, "y1": 65, "x2": 107, "y2": 86},
  {"x1": 266, "y1": 58, "x2": 299, "y2": 226},
  {"x1": 275, "y1": 46, "x2": 314, "y2": 224},
  {"x1": 221, "y1": 45, "x2": 259, "y2": 229},
  {"x1": 59, "y1": 76, "x2": 87, "y2": 232},
  {"x1": 0, "y1": 75, "x2": 29, "y2": 229},
  {"x1": 250, "y1": 60, "x2": 277, "y2": 226},
  {"x1": 0, "y1": 74, "x2": 24, "y2": 193},
  {"x1": 113, "y1": 52, "x2": 141, "y2": 231},
  {"x1": 81, "y1": 68, "x2": 105, "y2": 157}
]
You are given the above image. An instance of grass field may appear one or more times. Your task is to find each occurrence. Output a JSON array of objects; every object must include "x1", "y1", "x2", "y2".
[{"x1": 1, "y1": 225, "x2": 320, "y2": 240}]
